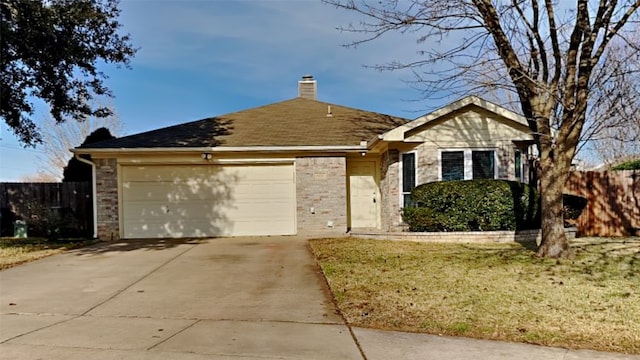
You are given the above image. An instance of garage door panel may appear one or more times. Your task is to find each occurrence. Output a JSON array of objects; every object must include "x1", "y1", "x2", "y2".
[
  {"x1": 122, "y1": 221, "x2": 223, "y2": 238},
  {"x1": 123, "y1": 216, "x2": 293, "y2": 238},
  {"x1": 226, "y1": 202, "x2": 293, "y2": 220},
  {"x1": 124, "y1": 182, "x2": 231, "y2": 202},
  {"x1": 121, "y1": 164, "x2": 295, "y2": 238},
  {"x1": 124, "y1": 199, "x2": 293, "y2": 219},
  {"x1": 124, "y1": 201, "x2": 215, "y2": 219},
  {"x1": 123, "y1": 166, "x2": 208, "y2": 181},
  {"x1": 122, "y1": 201, "x2": 294, "y2": 222},
  {"x1": 122, "y1": 208, "x2": 295, "y2": 238},
  {"x1": 233, "y1": 184, "x2": 294, "y2": 199}
]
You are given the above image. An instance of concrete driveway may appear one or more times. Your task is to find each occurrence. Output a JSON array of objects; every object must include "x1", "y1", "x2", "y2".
[
  {"x1": 0, "y1": 236, "x2": 362, "y2": 359},
  {"x1": 1, "y1": 236, "x2": 637, "y2": 360}
]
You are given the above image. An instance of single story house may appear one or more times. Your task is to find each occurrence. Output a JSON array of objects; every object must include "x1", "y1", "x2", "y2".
[{"x1": 74, "y1": 75, "x2": 535, "y2": 240}]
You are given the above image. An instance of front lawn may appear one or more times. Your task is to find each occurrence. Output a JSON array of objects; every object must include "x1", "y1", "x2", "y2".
[
  {"x1": 309, "y1": 237, "x2": 640, "y2": 354},
  {"x1": 0, "y1": 237, "x2": 96, "y2": 270}
]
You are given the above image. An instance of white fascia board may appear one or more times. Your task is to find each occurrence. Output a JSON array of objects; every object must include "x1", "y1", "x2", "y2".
[
  {"x1": 117, "y1": 157, "x2": 296, "y2": 165},
  {"x1": 71, "y1": 144, "x2": 369, "y2": 155}
]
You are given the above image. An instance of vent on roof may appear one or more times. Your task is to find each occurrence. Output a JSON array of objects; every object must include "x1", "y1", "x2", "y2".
[{"x1": 298, "y1": 75, "x2": 317, "y2": 100}]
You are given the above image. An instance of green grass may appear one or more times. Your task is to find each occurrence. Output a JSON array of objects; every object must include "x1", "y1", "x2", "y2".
[
  {"x1": 309, "y1": 237, "x2": 640, "y2": 354},
  {"x1": 0, "y1": 237, "x2": 96, "y2": 270}
]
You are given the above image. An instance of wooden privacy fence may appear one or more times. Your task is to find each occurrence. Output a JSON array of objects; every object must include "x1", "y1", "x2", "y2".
[
  {"x1": 565, "y1": 170, "x2": 640, "y2": 237},
  {"x1": 0, "y1": 182, "x2": 92, "y2": 237}
]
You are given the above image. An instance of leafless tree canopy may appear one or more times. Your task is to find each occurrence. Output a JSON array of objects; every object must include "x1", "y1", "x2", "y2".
[
  {"x1": 580, "y1": 33, "x2": 640, "y2": 165},
  {"x1": 35, "y1": 101, "x2": 123, "y2": 180},
  {"x1": 326, "y1": 0, "x2": 640, "y2": 257}
]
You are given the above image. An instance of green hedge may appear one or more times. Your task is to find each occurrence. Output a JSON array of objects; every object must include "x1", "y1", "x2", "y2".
[
  {"x1": 563, "y1": 193, "x2": 587, "y2": 224},
  {"x1": 612, "y1": 159, "x2": 640, "y2": 170},
  {"x1": 402, "y1": 180, "x2": 589, "y2": 232},
  {"x1": 402, "y1": 180, "x2": 541, "y2": 232}
]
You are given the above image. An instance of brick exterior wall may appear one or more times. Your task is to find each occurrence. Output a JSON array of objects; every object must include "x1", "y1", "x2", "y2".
[
  {"x1": 95, "y1": 158, "x2": 119, "y2": 240},
  {"x1": 295, "y1": 156, "x2": 347, "y2": 235},
  {"x1": 498, "y1": 143, "x2": 513, "y2": 180},
  {"x1": 416, "y1": 145, "x2": 439, "y2": 183},
  {"x1": 380, "y1": 149, "x2": 403, "y2": 231}
]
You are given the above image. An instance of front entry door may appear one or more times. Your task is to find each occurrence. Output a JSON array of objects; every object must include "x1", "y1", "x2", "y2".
[{"x1": 348, "y1": 161, "x2": 379, "y2": 229}]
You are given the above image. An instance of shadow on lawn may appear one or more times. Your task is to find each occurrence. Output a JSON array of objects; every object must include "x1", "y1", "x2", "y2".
[
  {"x1": 457, "y1": 241, "x2": 538, "y2": 256},
  {"x1": 464, "y1": 237, "x2": 639, "y2": 258},
  {"x1": 456, "y1": 237, "x2": 640, "y2": 280},
  {"x1": 516, "y1": 240, "x2": 539, "y2": 252}
]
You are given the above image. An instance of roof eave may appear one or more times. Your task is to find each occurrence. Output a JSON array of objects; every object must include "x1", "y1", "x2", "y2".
[{"x1": 71, "y1": 144, "x2": 370, "y2": 155}]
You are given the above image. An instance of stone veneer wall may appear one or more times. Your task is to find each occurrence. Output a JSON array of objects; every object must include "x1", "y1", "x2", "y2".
[
  {"x1": 416, "y1": 144, "x2": 439, "y2": 183},
  {"x1": 95, "y1": 158, "x2": 119, "y2": 240},
  {"x1": 380, "y1": 149, "x2": 403, "y2": 231},
  {"x1": 351, "y1": 228, "x2": 577, "y2": 244},
  {"x1": 498, "y1": 143, "x2": 513, "y2": 180},
  {"x1": 295, "y1": 156, "x2": 347, "y2": 235}
]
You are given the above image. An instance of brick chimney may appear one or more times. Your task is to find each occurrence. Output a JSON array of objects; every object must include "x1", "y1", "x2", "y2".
[{"x1": 298, "y1": 75, "x2": 317, "y2": 100}]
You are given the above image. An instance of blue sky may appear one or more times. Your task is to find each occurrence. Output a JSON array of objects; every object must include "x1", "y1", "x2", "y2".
[{"x1": 0, "y1": 0, "x2": 459, "y2": 181}]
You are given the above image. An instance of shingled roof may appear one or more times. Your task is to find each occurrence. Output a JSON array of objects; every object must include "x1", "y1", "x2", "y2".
[{"x1": 79, "y1": 97, "x2": 409, "y2": 149}]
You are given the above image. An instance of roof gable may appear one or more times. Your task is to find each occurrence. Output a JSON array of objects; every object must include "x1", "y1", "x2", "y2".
[
  {"x1": 382, "y1": 96, "x2": 530, "y2": 142},
  {"x1": 81, "y1": 98, "x2": 409, "y2": 149}
]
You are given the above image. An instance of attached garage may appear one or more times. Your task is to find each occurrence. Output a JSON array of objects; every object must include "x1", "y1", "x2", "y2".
[
  {"x1": 121, "y1": 163, "x2": 296, "y2": 238},
  {"x1": 75, "y1": 81, "x2": 416, "y2": 240}
]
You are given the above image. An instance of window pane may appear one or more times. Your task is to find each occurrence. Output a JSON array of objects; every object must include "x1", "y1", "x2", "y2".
[
  {"x1": 441, "y1": 151, "x2": 464, "y2": 181},
  {"x1": 514, "y1": 150, "x2": 522, "y2": 180},
  {"x1": 403, "y1": 194, "x2": 414, "y2": 208},
  {"x1": 472, "y1": 151, "x2": 495, "y2": 179},
  {"x1": 402, "y1": 153, "x2": 416, "y2": 192}
]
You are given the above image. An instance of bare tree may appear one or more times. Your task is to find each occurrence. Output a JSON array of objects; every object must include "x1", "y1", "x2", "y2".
[
  {"x1": 35, "y1": 102, "x2": 123, "y2": 180},
  {"x1": 578, "y1": 33, "x2": 640, "y2": 166},
  {"x1": 479, "y1": 26, "x2": 640, "y2": 167},
  {"x1": 20, "y1": 172, "x2": 57, "y2": 182},
  {"x1": 326, "y1": 0, "x2": 640, "y2": 257}
]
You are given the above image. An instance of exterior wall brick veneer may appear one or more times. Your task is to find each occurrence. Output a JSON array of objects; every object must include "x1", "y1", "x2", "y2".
[
  {"x1": 416, "y1": 144, "x2": 439, "y2": 183},
  {"x1": 95, "y1": 158, "x2": 119, "y2": 240},
  {"x1": 380, "y1": 149, "x2": 403, "y2": 231},
  {"x1": 296, "y1": 156, "x2": 347, "y2": 235}
]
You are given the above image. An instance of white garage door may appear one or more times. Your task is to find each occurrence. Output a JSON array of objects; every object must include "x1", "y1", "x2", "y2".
[{"x1": 121, "y1": 164, "x2": 296, "y2": 238}]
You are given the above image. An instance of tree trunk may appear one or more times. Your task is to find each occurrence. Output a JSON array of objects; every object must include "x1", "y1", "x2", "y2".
[{"x1": 536, "y1": 155, "x2": 570, "y2": 258}]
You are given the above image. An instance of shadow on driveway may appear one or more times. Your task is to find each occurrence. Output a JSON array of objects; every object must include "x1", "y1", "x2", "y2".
[{"x1": 71, "y1": 237, "x2": 209, "y2": 255}]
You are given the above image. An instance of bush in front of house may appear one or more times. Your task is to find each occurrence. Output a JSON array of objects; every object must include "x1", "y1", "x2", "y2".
[
  {"x1": 23, "y1": 201, "x2": 83, "y2": 240},
  {"x1": 611, "y1": 159, "x2": 640, "y2": 170},
  {"x1": 563, "y1": 193, "x2": 588, "y2": 226},
  {"x1": 402, "y1": 180, "x2": 541, "y2": 232}
]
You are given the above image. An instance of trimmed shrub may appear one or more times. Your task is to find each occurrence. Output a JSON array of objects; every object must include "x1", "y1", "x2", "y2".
[
  {"x1": 563, "y1": 193, "x2": 588, "y2": 226},
  {"x1": 612, "y1": 159, "x2": 640, "y2": 170},
  {"x1": 401, "y1": 207, "x2": 447, "y2": 232},
  {"x1": 402, "y1": 180, "x2": 541, "y2": 232},
  {"x1": 23, "y1": 201, "x2": 82, "y2": 240}
]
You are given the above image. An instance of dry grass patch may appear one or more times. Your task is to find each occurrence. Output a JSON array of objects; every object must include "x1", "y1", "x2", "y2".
[
  {"x1": 0, "y1": 237, "x2": 95, "y2": 270},
  {"x1": 309, "y1": 237, "x2": 640, "y2": 354}
]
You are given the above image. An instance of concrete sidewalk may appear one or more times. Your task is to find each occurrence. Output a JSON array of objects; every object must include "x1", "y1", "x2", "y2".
[
  {"x1": 1, "y1": 237, "x2": 637, "y2": 359},
  {"x1": 353, "y1": 327, "x2": 638, "y2": 360}
]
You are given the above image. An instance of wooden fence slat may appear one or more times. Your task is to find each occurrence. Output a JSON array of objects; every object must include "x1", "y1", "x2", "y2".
[
  {"x1": 0, "y1": 182, "x2": 92, "y2": 237},
  {"x1": 565, "y1": 170, "x2": 639, "y2": 237}
]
